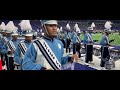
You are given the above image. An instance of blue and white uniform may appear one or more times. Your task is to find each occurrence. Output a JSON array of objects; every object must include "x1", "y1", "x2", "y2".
[
  {"x1": 14, "y1": 20, "x2": 34, "y2": 69},
  {"x1": 100, "y1": 34, "x2": 109, "y2": 46},
  {"x1": 14, "y1": 40, "x2": 32, "y2": 67},
  {"x1": 22, "y1": 35, "x2": 71, "y2": 70},
  {"x1": 83, "y1": 32, "x2": 93, "y2": 45}
]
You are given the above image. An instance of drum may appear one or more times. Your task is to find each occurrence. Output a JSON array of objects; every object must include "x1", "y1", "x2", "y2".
[
  {"x1": 110, "y1": 49, "x2": 120, "y2": 61},
  {"x1": 93, "y1": 47, "x2": 101, "y2": 56}
]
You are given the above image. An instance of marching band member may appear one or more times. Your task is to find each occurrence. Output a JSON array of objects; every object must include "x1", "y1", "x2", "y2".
[
  {"x1": 83, "y1": 30, "x2": 94, "y2": 65},
  {"x1": 65, "y1": 23, "x2": 72, "y2": 54},
  {"x1": 22, "y1": 20, "x2": 79, "y2": 70},
  {"x1": 65, "y1": 31, "x2": 71, "y2": 54},
  {"x1": 72, "y1": 31, "x2": 81, "y2": 58},
  {"x1": 14, "y1": 20, "x2": 33, "y2": 70},
  {"x1": 1, "y1": 21, "x2": 13, "y2": 70},
  {"x1": 0, "y1": 22, "x2": 6, "y2": 66},
  {"x1": 72, "y1": 24, "x2": 81, "y2": 58},
  {"x1": 83, "y1": 30, "x2": 94, "y2": 48},
  {"x1": 61, "y1": 31, "x2": 66, "y2": 48},
  {"x1": 9, "y1": 30, "x2": 20, "y2": 70},
  {"x1": 100, "y1": 31, "x2": 114, "y2": 69},
  {"x1": 67, "y1": 31, "x2": 72, "y2": 54},
  {"x1": 1, "y1": 21, "x2": 19, "y2": 70}
]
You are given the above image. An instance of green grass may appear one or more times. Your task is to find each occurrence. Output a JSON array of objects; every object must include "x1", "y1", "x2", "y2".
[{"x1": 80, "y1": 33, "x2": 120, "y2": 46}]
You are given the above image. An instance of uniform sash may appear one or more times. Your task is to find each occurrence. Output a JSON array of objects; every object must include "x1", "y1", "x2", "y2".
[
  {"x1": 34, "y1": 39, "x2": 61, "y2": 70},
  {"x1": 7, "y1": 41, "x2": 16, "y2": 52},
  {"x1": 87, "y1": 33, "x2": 93, "y2": 42},
  {"x1": 18, "y1": 41, "x2": 27, "y2": 57},
  {"x1": 73, "y1": 32, "x2": 81, "y2": 43},
  {"x1": 2, "y1": 37, "x2": 8, "y2": 43}
]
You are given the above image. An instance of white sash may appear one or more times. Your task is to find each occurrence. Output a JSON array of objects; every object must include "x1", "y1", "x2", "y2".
[
  {"x1": 34, "y1": 39, "x2": 61, "y2": 70},
  {"x1": 18, "y1": 41, "x2": 27, "y2": 58},
  {"x1": 67, "y1": 33, "x2": 71, "y2": 39},
  {"x1": 7, "y1": 41, "x2": 16, "y2": 52},
  {"x1": 87, "y1": 33, "x2": 93, "y2": 42},
  {"x1": 105, "y1": 36, "x2": 109, "y2": 44},
  {"x1": 74, "y1": 32, "x2": 81, "y2": 43},
  {"x1": 2, "y1": 37, "x2": 8, "y2": 43},
  {"x1": 0, "y1": 34, "x2": 2, "y2": 39}
]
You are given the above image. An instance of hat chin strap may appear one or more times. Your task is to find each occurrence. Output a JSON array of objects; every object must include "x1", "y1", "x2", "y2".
[
  {"x1": 44, "y1": 25, "x2": 50, "y2": 36},
  {"x1": 43, "y1": 25, "x2": 55, "y2": 38}
]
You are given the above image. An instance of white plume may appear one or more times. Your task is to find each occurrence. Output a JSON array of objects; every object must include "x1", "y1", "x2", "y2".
[
  {"x1": 91, "y1": 22, "x2": 95, "y2": 28},
  {"x1": 19, "y1": 20, "x2": 32, "y2": 31},
  {"x1": 0, "y1": 22, "x2": 6, "y2": 30},
  {"x1": 104, "y1": 21, "x2": 112, "y2": 29},
  {"x1": 59, "y1": 27, "x2": 63, "y2": 32},
  {"x1": 66, "y1": 23, "x2": 71, "y2": 30},
  {"x1": 5, "y1": 21, "x2": 18, "y2": 32},
  {"x1": 74, "y1": 23, "x2": 81, "y2": 33},
  {"x1": 74, "y1": 23, "x2": 78, "y2": 29}
]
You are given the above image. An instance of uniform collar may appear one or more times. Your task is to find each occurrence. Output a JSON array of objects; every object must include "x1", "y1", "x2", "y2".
[
  {"x1": 24, "y1": 40, "x2": 32, "y2": 43},
  {"x1": 43, "y1": 35, "x2": 55, "y2": 42},
  {"x1": 12, "y1": 39, "x2": 17, "y2": 42}
]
